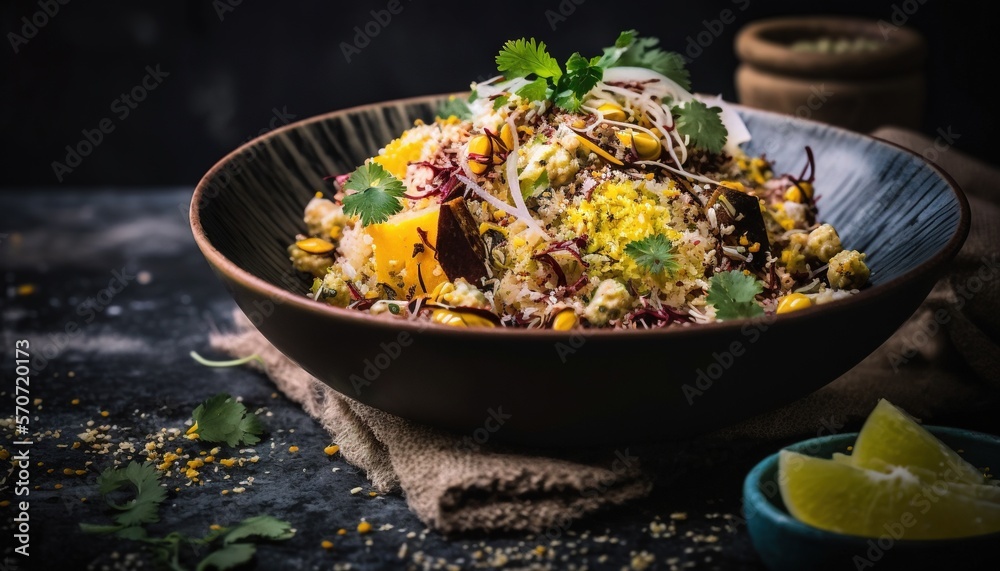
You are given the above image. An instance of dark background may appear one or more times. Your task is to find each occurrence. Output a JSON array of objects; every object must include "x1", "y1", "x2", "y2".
[{"x1": 1, "y1": 0, "x2": 996, "y2": 188}]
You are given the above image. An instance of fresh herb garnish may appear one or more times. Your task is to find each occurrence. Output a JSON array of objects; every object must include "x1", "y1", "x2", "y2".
[
  {"x1": 82, "y1": 462, "x2": 293, "y2": 571},
  {"x1": 554, "y1": 53, "x2": 604, "y2": 112},
  {"x1": 84, "y1": 462, "x2": 168, "y2": 529},
  {"x1": 496, "y1": 37, "x2": 563, "y2": 79},
  {"x1": 601, "y1": 30, "x2": 692, "y2": 90},
  {"x1": 191, "y1": 393, "x2": 265, "y2": 447},
  {"x1": 625, "y1": 234, "x2": 680, "y2": 275},
  {"x1": 496, "y1": 31, "x2": 692, "y2": 113},
  {"x1": 436, "y1": 95, "x2": 472, "y2": 120},
  {"x1": 341, "y1": 162, "x2": 406, "y2": 226},
  {"x1": 706, "y1": 270, "x2": 764, "y2": 320},
  {"x1": 672, "y1": 99, "x2": 728, "y2": 154}
]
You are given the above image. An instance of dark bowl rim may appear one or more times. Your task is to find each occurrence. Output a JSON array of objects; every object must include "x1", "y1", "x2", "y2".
[
  {"x1": 743, "y1": 426, "x2": 1000, "y2": 544},
  {"x1": 190, "y1": 93, "x2": 971, "y2": 339}
]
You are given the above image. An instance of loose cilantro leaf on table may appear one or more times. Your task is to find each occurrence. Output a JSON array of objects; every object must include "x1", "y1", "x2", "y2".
[
  {"x1": 672, "y1": 99, "x2": 728, "y2": 154},
  {"x1": 341, "y1": 162, "x2": 406, "y2": 226},
  {"x1": 707, "y1": 270, "x2": 764, "y2": 320},
  {"x1": 81, "y1": 462, "x2": 294, "y2": 569},
  {"x1": 192, "y1": 393, "x2": 264, "y2": 447},
  {"x1": 625, "y1": 234, "x2": 680, "y2": 275},
  {"x1": 95, "y1": 461, "x2": 168, "y2": 528}
]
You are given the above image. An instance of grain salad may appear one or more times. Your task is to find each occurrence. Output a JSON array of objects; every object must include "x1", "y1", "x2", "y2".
[{"x1": 288, "y1": 31, "x2": 869, "y2": 329}]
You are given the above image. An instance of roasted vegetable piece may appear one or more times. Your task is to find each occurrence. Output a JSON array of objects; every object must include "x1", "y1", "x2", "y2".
[
  {"x1": 437, "y1": 197, "x2": 489, "y2": 285},
  {"x1": 714, "y1": 188, "x2": 770, "y2": 269}
]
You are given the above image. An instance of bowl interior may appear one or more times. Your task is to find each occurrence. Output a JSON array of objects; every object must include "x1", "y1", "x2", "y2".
[
  {"x1": 745, "y1": 427, "x2": 1000, "y2": 570},
  {"x1": 195, "y1": 96, "x2": 964, "y2": 299}
]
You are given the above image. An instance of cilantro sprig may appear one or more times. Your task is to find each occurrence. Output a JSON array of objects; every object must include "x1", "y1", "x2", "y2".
[
  {"x1": 706, "y1": 270, "x2": 764, "y2": 320},
  {"x1": 493, "y1": 40, "x2": 597, "y2": 112},
  {"x1": 492, "y1": 31, "x2": 727, "y2": 153},
  {"x1": 672, "y1": 99, "x2": 728, "y2": 154},
  {"x1": 599, "y1": 30, "x2": 691, "y2": 91},
  {"x1": 625, "y1": 234, "x2": 680, "y2": 275},
  {"x1": 191, "y1": 393, "x2": 265, "y2": 447},
  {"x1": 341, "y1": 162, "x2": 406, "y2": 226},
  {"x1": 81, "y1": 462, "x2": 294, "y2": 571}
]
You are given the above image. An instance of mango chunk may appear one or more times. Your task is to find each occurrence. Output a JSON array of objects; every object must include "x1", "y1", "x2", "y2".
[{"x1": 367, "y1": 206, "x2": 446, "y2": 298}]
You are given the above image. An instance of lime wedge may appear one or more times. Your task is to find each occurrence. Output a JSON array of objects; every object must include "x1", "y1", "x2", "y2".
[
  {"x1": 779, "y1": 450, "x2": 1000, "y2": 539},
  {"x1": 850, "y1": 399, "x2": 984, "y2": 485}
]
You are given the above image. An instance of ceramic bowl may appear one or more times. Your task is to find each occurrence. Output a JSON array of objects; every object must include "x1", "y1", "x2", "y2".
[
  {"x1": 743, "y1": 427, "x2": 1000, "y2": 570},
  {"x1": 190, "y1": 95, "x2": 968, "y2": 446}
]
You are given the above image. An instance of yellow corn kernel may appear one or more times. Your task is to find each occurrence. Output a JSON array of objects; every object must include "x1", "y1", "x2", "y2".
[
  {"x1": 430, "y1": 281, "x2": 455, "y2": 302},
  {"x1": 324, "y1": 444, "x2": 340, "y2": 456},
  {"x1": 500, "y1": 123, "x2": 515, "y2": 151},
  {"x1": 739, "y1": 235, "x2": 749, "y2": 246},
  {"x1": 719, "y1": 180, "x2": 746, "y2": 193},
  {"x1": 571, "y1": 118, "x2": 586, "y2": 129},
  {"x1": 220, "y1": 458, "x2": 237, "y2": 468},
  {"x1": 288, "y1": 446, "x2": 299, "y2": 453},
  {"x1": 575, "y1": 134, "x2": 624, "y2": 165},
  {"x1": 185, "y1": 468, "x2": 199, "y2": 480},
  {"x1": 479, "y1": 222, "x2": 509, "y2": 237},
  {"x1": 357, "y1": 521, "x2": 372, "y2": 534},
  {"x1": 784, "y1": 186, "x2": 803, "y2": 203},
  {"x1": 337, "y1": 528, "x2": 348, "y2": 536},
  {"x1": 467, "y1": 135, "x2": 492, "y2": 175},
  {"x1": 321, "y1": 540, "x2": 334, "y2": 550},
  {"x1": 296, "y1": 237, "x2": 335, "y2": 255},
  {"x1": 75, "y1": 469, "x2": 87, "y2": 476},
  {"x1": 777, "y1": 293, "x2": 813, "y2": 314},
  {"x1": 597, "y1": 103, "x2": 626, "y2": 122},
  {"x1": 71, "y1": 398, "x2": 80, "y2": 405},
  {"x1": 204, "y1": 456, "x2": 215, "y2": 463},
  {"x1": 552, "y1": 309, "x2": 578, "y2": 331},
  {"x1": 615, "y1": 129, "x2": 661, "y2": 160},
  {"x1": 431, "y1": 309, "x2": 496, "y2": 328},
  {"x1": 210, "y1": 524, "x2": 223, "y2": 531}
]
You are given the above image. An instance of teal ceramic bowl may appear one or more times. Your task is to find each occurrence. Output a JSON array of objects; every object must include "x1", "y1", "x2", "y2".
[{"x1": 744, "y1": 427, "x2": 1000, "y2": 570}]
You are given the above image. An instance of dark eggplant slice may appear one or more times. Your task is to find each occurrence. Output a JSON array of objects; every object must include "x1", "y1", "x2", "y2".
[
  {"x1": 437, "y1": 197, "x2": 489, "y2": 284},
  {"x1": 714, "y1": 188, "x2": 770, "y2": 269}
]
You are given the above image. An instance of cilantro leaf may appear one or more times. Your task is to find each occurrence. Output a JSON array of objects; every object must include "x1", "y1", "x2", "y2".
[
  {"x1": 520, "y1": 169, "x2": 549, "y2": 200},
  {"x1": 222, "y1": 515, "x2": 296, "y2": 545},
  {"x1": 707, "y1": 270, "x2": 764, "y2": 320},
  {"x1": 341, "y1": 162, "x2": 405, "y2": 226},
  {"x1": 192, "y1": 393, "x2": 265, "y2": 447},
  {"x1": 492, "y1": 94, "x2": 510, "y2": 110},
  {"x1": 436, "y1": 95, "x2": 471, "y2": 120},
  {"x1": 515, "y1": 77, "x2": 549, "y2": 103},
  {"x1": 196, "y1": 543, "x2": 257, "y2": 571},
  {"x1": 554, "y1": 53, "x2": 604, "y2": 112},
  {"x1": 496, "y1": 38, "x2": 562, "y2": 79},
  {"x1": 625, "y1": 234, "x2": 680, "y2": 275},
  {"x1": 602, "y1": 31, "x2": 691, "y2": 91},
  {"x1": 672, "y1": 100, "x2": 727, "y2": 154},
  {"x1": 95, "y1": 461, "x2": 167, "y2": 527}
]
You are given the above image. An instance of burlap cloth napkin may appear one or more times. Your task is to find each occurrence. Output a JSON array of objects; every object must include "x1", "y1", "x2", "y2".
[{"x1": 211, "y1": 127, "x2": 1000, "y2": 534}]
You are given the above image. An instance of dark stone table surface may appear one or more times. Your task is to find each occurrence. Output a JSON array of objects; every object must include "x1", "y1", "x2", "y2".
[{"x1": 1, "y1": 189, "x2": 995, "y2": 571}]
